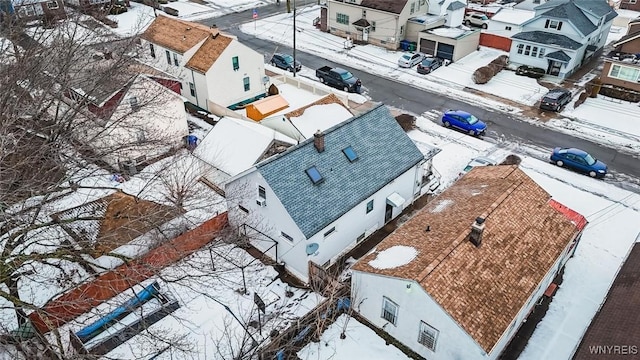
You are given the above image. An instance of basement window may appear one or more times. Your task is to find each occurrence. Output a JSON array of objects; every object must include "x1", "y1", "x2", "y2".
[
  {"x1": 306, "y1": 166, "x2": 324, "y2": 184},
  {"x1": 342, "y1": 146, "x2": 358, "y2": 162}
]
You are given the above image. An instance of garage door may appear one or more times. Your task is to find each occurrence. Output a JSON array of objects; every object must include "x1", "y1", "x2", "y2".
[
  {"x1": 436, "y1": 43, "x2": 455, "y2": 61},
  {"x1": 419, "y1": 39, "x2": 436, "y2": 56}
]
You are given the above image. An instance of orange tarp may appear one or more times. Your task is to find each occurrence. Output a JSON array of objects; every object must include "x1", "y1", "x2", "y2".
[{"x1": 246, "y1": 94, "x2": 289, "y2": 121}]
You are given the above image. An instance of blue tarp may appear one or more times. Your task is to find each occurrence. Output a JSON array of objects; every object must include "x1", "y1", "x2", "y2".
[{"x1": 75, "y1": 282, "x2": 159, "y2": 342}]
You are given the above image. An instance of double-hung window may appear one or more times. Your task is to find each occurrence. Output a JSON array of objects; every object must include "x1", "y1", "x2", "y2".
[
  {"x1": 232, "y1": 56, "x2": 239, "y2": 71},
  {"x1": 243, "y1": 77, "x2": 250, "y2": 91},
  {"x1": 173, "y1": 53, "x2": 179, "y2": 66},
  {"x1": 418, "y1": 321, "x2": 439, "y2": 351},
  {"x1": 149, "y1": 43, "x2": 155, "y2": 58},
  {"x1": 336, "y1": 13, "x2": 349, "y2": 25},
  {"x1": 381, "y1": 297, "x2": 398, "y2": 325},
  {"x1": 165, "y1": 50, "x2": 171, "y2": 65}
]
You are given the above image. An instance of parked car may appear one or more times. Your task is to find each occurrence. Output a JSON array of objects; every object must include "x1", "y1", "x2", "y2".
[
  {"x1": 441, "y1": 110, "x2": 487, "y2": 136},
  {"x1": 515, "y1": 65, "x2": 545, "y2": 79},
  {"x1": 398, "y1": 52, "x2": 425, "y2": 68},
  {"x1": 460, "y1": 156, "x2": 497, "y2": 177},
  {"x1": 464, "y1": 12, "x2": 490, "y2": 29},
  {"x1": 270, "y1": 53, "x2": 302, "y2": 72},
  {"x1": 550, "y1": 147, "x2": 608, "y2": 178},
  {"x1": 540, "y1": 88, "x2": 572, "y2": 112},
  {"x1": 316, "y1": 66, "x2": 362, "y2": 93},
  {"x1": 417, "y1": 57, "x2": 443, "y2": 74}
]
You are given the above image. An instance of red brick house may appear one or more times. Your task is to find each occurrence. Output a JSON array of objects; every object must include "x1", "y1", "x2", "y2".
[{"x1": 11, "y1": 0, "x2": 66, "y2": 22}]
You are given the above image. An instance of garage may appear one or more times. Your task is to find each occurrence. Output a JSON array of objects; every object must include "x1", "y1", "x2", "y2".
[
  {"x1": 436, "y1": 43, "x2": 455, "y2": 61},
  {"x1": 419, "y1": 39, "x2": 436, "y2": 56}
]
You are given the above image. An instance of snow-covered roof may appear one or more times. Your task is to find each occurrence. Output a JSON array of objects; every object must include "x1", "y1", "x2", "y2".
[
  {"x1": 194, "y1": 117, "x2": 296, "y2": 177},
  {"x1": 427, "y1": 26, "x2": 469, "y2": 39},
  {"x1": 289, "y1": 103, "x2": 354, "y2": 139},
  {"x1": 490, "y1": 7, "x2": 536, "y2": 25}
]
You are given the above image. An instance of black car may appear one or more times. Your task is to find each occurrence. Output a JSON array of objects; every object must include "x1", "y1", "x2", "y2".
[
  {"x1": 270, "y1": 53, "x2": 302, "y2": 72},
  {"x1": 417, "y1": 57, "x2": 442, "y2": 74},
  {"x1": 540, "y1": 88, "x2": 572, "y2": 112}
]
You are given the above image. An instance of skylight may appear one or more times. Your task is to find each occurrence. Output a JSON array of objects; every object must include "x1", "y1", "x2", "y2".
[
  {"x1": 306, "y1": 166, "x2": 324, "y2": 184},
  {"x1": 342, "y1": 146, "x2": 358, "y2": 162}
]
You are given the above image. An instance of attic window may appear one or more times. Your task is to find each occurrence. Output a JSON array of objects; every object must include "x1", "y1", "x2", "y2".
[
  {"x1": 342, "y1": 146, "x2": 358, "y2": 162},
  {"x1": 306, "y1": 166, "x2": 324, "y2": 184}
]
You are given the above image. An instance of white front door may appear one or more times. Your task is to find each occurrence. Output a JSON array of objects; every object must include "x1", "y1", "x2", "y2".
[{"x1": 363, "y1": 28, "x2": 369, "y2": 41}]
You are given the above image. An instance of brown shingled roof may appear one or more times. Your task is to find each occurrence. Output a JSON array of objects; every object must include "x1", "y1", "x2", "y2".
[
  {"x1": 360, "y1": 0, "x2": 409, "y2": 14},
  {"x1": 185, "y1": 34, "x2": 233, "y2": 73},
  {"x1": 141, "y1": 15, "x2": 219, "y2": 54},
  {"x1": 283, "y1": 93, "x2": 350, "y2": 119},
  {"x1": 353, "y1": 165, "x2": 583, "y2": 353},
  {"x1": 573, "y1": 242, "x2": 640, "y2": 360}
]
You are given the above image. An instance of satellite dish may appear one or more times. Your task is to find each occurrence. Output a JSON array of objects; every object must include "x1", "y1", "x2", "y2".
[{"x1": 306, "y1": 243, "x2": 319, "y2": 255}]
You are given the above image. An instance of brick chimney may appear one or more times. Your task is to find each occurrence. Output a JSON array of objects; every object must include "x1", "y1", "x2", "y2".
[
  {"x1": 314, "y1": 130, "x2": 325, "y2": 153},
  {"x1": 469, "y1": 217, "x2": 485, "y2": 247}
]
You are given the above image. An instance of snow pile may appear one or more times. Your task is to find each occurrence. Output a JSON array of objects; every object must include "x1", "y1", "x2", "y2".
[{"x1": 368, "y1": 246, "x2": 418, "y2": 269}]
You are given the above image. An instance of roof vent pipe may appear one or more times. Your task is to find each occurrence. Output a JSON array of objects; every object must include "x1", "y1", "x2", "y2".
[{"x1": 470, "y1": 217, "x2": 485, "y2": 247}]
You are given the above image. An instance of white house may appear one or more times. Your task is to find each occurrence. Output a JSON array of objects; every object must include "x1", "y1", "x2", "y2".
[
  {"x1": 224, "y1": 105, "x2": 434, "y2": 284},
  {"x1": 324, "y1": 0, "x2": 429, "y2": 49},
  {"x1": 486, "y1": 7, "x2": 535, "y2": 38},
  {"x1": 140, "y1": 16, "x2": 267, "y2": 111},
  {"x1": 74, "y1": 74, "x2": 189, "y2": 171},
  {"x1": 351, "y1": 165, "x2": 587, "y2": 360},
  {"x1": 193, "y1": 116, "x2": 297, "y2": 186},
  {"x1": 509, "y1": 0, "x2": 617, "y2": 78}
]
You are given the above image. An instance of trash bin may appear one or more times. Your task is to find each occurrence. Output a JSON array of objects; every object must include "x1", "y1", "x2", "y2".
[
  {"x1": 408, "y1": 42, "x2": 417, "y2": 51},
  {"x1": 400, "y1": 40, "x2": 411, "y2": 51}
]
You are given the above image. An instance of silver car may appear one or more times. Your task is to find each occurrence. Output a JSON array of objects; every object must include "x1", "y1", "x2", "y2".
[{"x1": 398, "y1": 52, "x2": 424, "y2": 68}]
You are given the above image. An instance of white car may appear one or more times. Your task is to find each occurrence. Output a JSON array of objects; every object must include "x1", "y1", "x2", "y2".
[
  {"x1": 460, "y1": 156, "x2": 497, "y2": 177},
  {"x1": 398, "y1": 53, "x2": 425, "y2": 68},
  {"x1": 464, "y1": 12, "x2": 490, "y2": 29}
]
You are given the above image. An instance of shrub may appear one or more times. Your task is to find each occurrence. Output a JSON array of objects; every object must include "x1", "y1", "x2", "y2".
[
  {"x1": 163, "y1": 6, "x2": 178, "y2": 15},
  {"x1": 472, "y1": 66, "x2": 494, "y2": 84},
  {"x1": 574, "y1": 91, "x2": 589, "y2": 108},
  {"x1": 395, "y1": 114, "x2": 416, "y2": 132}
]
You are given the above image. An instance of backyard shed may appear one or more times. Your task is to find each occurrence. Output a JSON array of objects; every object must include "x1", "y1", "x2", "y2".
[{"x1": 246, "y1": 94, "x2": 289, "y2": 121}]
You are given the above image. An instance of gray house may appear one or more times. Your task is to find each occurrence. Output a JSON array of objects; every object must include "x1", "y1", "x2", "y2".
[
  {"x1": 509, "y1": 0, "x2": 617, "y2": 78},
  {"x1": 224, "y1": 105, "x2": 438, "y2": 285}
]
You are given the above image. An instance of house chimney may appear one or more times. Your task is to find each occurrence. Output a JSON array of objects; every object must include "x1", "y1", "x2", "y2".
[
  {"x1": 469, "y1": 217, "x2": 485, "y2": 247},
  {"x1": 314, "y1": 130, "x2": 325, "y2": 153}
]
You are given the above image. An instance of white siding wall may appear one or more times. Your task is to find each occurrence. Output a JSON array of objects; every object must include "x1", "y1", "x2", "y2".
[
  {"x1": 306, "y1": 165, "x2": 421, "y2": 271},
  {"x1": 352, "y1": 272, "x2": 486, "y2": 360},
  {"x1": 226, "y1": 164, "x2": 421, "y2": 283},
  {"x1": 204, "y1": 41, "x2": 266, "y2": 107},
  {"x1": 139, "y1": 39, "x2": 203, "y2": 100},
  {"x1": 487, "y1": 21, "x2": 523, "y2": 37},
  {"x1": 225, "y1": 169, "x2": 308, "y2": 280}
]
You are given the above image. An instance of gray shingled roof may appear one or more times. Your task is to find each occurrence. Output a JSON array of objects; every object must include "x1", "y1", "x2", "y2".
[
  {"x1": 447, "y1": 1, "x2": 466, "y2": 11},
  {"x1": 256, "y1": 105, "x2": 425, "y2": 238},
  {"x1": 360, "y1": 0, "x2": 408, "y2": 14},
  {"x1": 534, "y1": 0, "x2": 616, "y2": 27},
  {"x1": 512, "y1": 30, "x2": 582, "y2": 49},
  {"x1": 539, "y1": 3, "x2": 596, "y2": 36},
  {"x1": 546, "y1": 50, "x2": 571, "y2": 62}
]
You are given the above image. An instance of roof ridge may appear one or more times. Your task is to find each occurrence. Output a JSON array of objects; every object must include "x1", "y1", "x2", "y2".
[{"x1": 417, "y1": 179, "x2": 523, "y2": 282}]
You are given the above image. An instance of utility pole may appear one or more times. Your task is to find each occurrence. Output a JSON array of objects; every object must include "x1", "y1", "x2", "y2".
[{"x1": 293, "y1": 0, "x2": 297, "y2": 77}]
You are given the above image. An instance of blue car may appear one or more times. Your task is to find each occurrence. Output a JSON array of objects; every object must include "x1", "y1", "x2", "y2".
[
  {"x1": 441, "y1": 110, "x2": 487, "y2": 136},
  {"x1": 550, "y1": 147, "x2": 607, "y2": 178}
]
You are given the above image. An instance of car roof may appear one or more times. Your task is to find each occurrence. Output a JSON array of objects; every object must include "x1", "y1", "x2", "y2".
[
  {"x1": 469, "y1": 156, "x2": 497, "y2": 165},
  {"x1": 421, "y1": 57, "x2": 437, "y2": 63},
  {"x1": 546, "y1": 88, "x2": 569, "y2": 97},
  {"x1": 559, "y1": 147, "x2": 588, "y2": 156},
  {"x1": 445, "y1": 110, "x2": 472, "y2": 117},
  {"x1": 334, "y1": 68, "x2": 349, "y2": 73}
]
